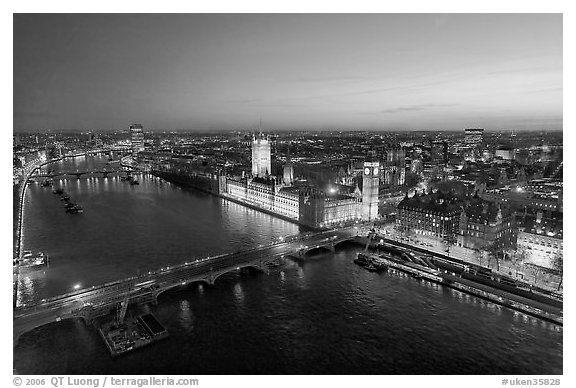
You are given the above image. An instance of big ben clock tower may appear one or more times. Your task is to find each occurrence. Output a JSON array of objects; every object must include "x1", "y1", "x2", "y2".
[{"x1": 361, "y1": 156, "x2": 380, "y2": 221}]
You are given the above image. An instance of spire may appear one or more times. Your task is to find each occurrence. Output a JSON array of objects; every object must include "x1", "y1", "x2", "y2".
[{"x1": 258, "y1": 118, "x2": 264, "y2": 137}]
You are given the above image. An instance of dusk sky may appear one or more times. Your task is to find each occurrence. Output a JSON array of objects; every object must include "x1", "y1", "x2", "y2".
[{"x1": 13, "y1": 14, "x2": 562, "y2": 132}]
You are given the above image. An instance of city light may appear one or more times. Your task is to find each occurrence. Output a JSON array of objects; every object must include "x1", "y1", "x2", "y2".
[{"x1": 11, "y1": 14, "x2": 564, "y2": 376}]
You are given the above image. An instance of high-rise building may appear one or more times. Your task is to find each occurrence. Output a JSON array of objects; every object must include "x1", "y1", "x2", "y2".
[
  {"x1": 251, "y1": 134, "x2": 271, "y2": 177},
  {"x1": 431, "y1": 140, "x2": 448, "y2": 166},
  {"x1": 361, "y1": 157, "x2": 380, "y2": 221},
  {"x1": 464, "y1": 128, "x2": 484, "y2": 148},
  {"x1": 130, "y1": 124, "x2": 145, "y2": 153}
]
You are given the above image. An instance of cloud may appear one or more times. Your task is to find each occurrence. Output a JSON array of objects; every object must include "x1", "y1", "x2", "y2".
[
  {"x1": 524, "y1": 87, "x2": 562, "y2": 94},
  {"x1": 290, "y1": 75, "x2": 373, "y2": 83},
  {"x1": 380, "y1": 103, "x2": 458, "y2": 114},
  {"x1": 226, "y1": 98, "x2": 259, "y2": 104}
]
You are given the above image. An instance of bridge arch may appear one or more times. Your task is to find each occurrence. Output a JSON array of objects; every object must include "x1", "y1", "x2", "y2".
[
  {"x1": 301, "y1": 245, "x2": 334, "y2": 256},
  {"x1": 14, "y1": 315, "x2": 85, "y2": 347},
  {"x1": 210, "y1": 263, "x2": 267, "y2": 285},
  {"x1": 333, "y1": 238, "x2": 358, "y2": 250},
  {"x1": 155, "y1": 277, "x2": 212, "y2": 299}
]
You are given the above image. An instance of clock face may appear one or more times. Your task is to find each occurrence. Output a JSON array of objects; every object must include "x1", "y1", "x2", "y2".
[
  {"x1": 364, "y1": 167, "x2": 370, "y2": 175},
  {"x1": 373, "y1": 167, "x2": 379, "y2": 175}
]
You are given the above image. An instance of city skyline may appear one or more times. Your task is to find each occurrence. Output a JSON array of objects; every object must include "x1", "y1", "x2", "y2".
[{"x1": 14, "y1": 14, "x2": 562, "y2": 132}]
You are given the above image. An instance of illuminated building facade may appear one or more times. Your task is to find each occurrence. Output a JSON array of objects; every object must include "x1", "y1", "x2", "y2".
[
  {"x1": 464, "y1": 128, "x2": 484, "y2": 148},
  {"x1": 299, "y1": 188, "x2": 362, "y2": 228},
  {"x1": 516, "y1": 212, "x2": 562, "y2": 268},
  {"x1": 130, "y1": 124, "x2": 145, "y2": 153},
  {"x1": 459, "y1": 199, "x2": 517, "y2": 250},
  {"x1": 396, "y1": 191, "x2": 461, "y2": 240},
  {"x1": 225, "y1": 177, "x2": 300, "y2": 220},
  {"x1": 362, "y1": 158, "x2": 380, "y2": 221},
  {"x1": 251, "y1": 135, "x2": 271, "y2": 177}
]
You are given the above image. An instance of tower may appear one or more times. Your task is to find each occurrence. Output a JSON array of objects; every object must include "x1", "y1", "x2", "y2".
[
  {"x1": 283, "y1": 149, "x2": 294, "y2": 185},
  {"x1": 130, "y1": 124, "x2": 145, "y2": 153},
  {"x1": 362, "y1": 156, "x2": 380, "y2": 221},
  {"x1": 251, "y1": 134, "x2": 271, "y2": 177},
  {"x1": 464, "y1": 128, "x2": 484, "y2": 149}
]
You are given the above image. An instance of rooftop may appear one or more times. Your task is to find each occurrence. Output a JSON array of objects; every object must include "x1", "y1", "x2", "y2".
[
  {"x1": 397, "y1": 190, "x2": 462, "y2": 214},
  {"x1": 518, "y1": 214, "x2": 563, "y2": 239}
]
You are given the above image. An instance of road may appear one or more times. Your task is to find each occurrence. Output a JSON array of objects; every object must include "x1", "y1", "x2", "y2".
[{"x1": 13, "y1": 226, "x2": 359, "y2": 343}]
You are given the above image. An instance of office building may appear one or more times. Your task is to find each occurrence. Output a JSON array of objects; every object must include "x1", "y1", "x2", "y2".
[
  {"x1": 130, "y1": 124, "x2": 145, "y2": 153},
  {"x1": 464, "y1": 128, "x2": 484, "y2": 148}
]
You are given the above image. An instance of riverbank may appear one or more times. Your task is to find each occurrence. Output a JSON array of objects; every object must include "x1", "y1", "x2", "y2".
[
  {"x1": 13, "y1": 184, "x2": 22, "y2": 256},
  {"x1": 152, "y1": 170, "x2": 318, "y2": 231},
  {"x1": 378, "y1": 235, "x2": 562, "y2": 298},
  {"x1": 356, "y1": 240, "x2": 563, "y2": 326}
]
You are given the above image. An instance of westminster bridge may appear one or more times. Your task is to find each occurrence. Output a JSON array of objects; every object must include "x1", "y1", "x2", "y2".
[{"x1": 13, "y1": 227, "x2": 364, "y2": 344}]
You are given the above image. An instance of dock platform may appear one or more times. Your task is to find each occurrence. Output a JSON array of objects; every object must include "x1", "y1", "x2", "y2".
[{"x1": 99, "y1": 313, "x2": 168, "y2": 357}]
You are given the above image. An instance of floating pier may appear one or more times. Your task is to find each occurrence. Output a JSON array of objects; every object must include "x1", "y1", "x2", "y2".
[{"x1": 99, "y1": 313, "x2": 168, "y2": 357}]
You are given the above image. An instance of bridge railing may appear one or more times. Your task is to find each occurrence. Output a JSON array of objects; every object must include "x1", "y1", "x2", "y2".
[
  {"x1": 16, "y1": 228, "x2": 356, "y2": 310},
  {"x1": 15, "y1": 241, "x2": 284, "y2": 310}
]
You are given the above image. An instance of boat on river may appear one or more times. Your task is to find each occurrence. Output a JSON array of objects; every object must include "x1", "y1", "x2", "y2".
[{"x1": 16, "y1": 251, "x2": 49, "y2": 270}]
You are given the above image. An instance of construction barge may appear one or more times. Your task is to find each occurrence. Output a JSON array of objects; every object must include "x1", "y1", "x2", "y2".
[
  {"x1": 99, "y1": 313, "x2": 168, "y2": 357},
  {"x1": 358, "y1": 252, "x2": 443, "y2": 281}
]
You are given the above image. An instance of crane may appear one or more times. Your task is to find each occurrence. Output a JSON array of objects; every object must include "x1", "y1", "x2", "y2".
[
  {"x1": 116, "y1": 293, "x2": 130, "y2": 326},
  {"x1": 365, "y1": 224, "x2": 377, "y2": 251}
]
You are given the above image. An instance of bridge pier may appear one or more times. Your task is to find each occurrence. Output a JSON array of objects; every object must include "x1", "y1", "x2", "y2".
[
  {"x1": 256, "y1": 258, "x2": 270, "y2": 274},
  {"x1": 208, "y1": 268, "x2": 215, "y2": 285},
  {"x1": 150, "y1": 290, "x2": 159, "y2": 305},
  {"x1": 252, "y1": 263, "x2": 270, "y2": 275}
]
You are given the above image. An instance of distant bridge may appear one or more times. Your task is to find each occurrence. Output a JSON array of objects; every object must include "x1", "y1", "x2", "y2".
[
  {"x1": 13, "y1": 227, "x2": 362, "y2": 344},
  {"x1": 291, "y1": 235, "x2": 362, "y2": 257},
  {"x1": 31, "y1": 169, "x2": 131, "y2": 179}
]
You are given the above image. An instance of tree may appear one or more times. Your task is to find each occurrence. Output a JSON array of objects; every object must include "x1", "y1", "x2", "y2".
[
  {"x1": 475, "y1": 251, "x2": 484, "y2": 267},
  {"x1": 509, "y1": 248, "x2": 530, "y2": 279},
  {"x1": 395, "y1": 222, "x2": 414, "y2": 243},
  {"x1": 532, "y1": 265, "x2": 543, "y2": 285},
  {"x1": 551, "y1": 253, "x2": 563, "y2": 291},
  {"x1": 442, "y1": 233, "x2": 457, "y2": 258},
  {"x1": 487, "y1": 240, "x2": 505, "y2": 272},
  {"x1": 502, "y1": 247, "x2": 514, "y2": 271}
]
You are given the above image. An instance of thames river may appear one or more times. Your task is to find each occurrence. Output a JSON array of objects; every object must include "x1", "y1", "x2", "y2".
[{"x1": 14, "y1": 156, "x2": 562, "y2": 374}]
